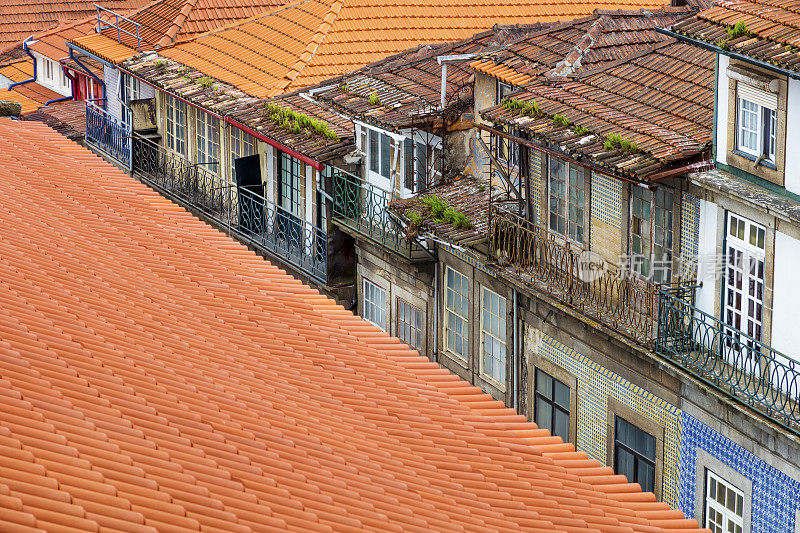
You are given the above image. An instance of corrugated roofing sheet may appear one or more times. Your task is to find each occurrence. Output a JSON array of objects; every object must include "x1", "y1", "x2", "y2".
[
  {"x1": 0, "y1": 117, "x2": 709, "y2": 533},
  {"x1": 153, "y1": 0, "x2": 675, "y2": 98},
  {"x1": 673, "y1": 0, "x2": 800, "y2": 71}
]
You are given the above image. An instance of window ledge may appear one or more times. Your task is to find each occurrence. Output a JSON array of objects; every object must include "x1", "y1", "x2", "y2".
[{"x1": 731, "y1": 149, "x2": 777, "y2": 170}]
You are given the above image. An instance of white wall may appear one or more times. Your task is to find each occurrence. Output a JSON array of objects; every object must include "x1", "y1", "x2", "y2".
[
  {"x1": 0, "y1": 74, "x2": 11, "y2": 89},
  {"x1": 770, "y1": 230, "x2": 800, "y2": 359},
  {"x1": 695, "y1": 199, "x2": 719, "y2": 318},
  {"x1": 785, "y1": 79, "x2": 800, "y2": 196},
  {"x1": 31, "y1": 51, "x2": 71, "y2": 97},
  {"x1": 105, "y1": 67, "x2": 121, "y2": 120},
  {"x1": 716, "y1": 54, "x2": 729, "y2": 166}
]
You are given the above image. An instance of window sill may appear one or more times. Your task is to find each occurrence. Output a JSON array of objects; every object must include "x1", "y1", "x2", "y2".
[
  {"x1": 731, "y1": 149, "x2": 777, "y2": 170},
  {"x1": 479, "y1": 372, "x2": 507, "y2": 392}
]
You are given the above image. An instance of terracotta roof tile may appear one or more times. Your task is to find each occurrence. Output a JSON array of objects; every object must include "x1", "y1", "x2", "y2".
[
  {"x1": 23, "y1": 99, "x2": 87, "y2": 139},
  {"x1": 480, "y1": 39, "x2": 715, "y2": 179},
  {"x1": 0, "y1": 58, "x2": 63, "y2": 111},
  {"x1": 0, "y1": 0, "x2": 152, "y2": 52},
  {"x1": 150, "y1": 0, "x2": 674, "y2": 99},
  {"x1": 0, "y1": 117, "x2": 708, "y2": 533},
  {"x1": 673, "y1": 0, "x2": 800, "y2": 70}
]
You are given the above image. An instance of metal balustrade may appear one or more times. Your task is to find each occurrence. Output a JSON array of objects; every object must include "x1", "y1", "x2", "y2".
[
  {"x1": 328, "y1": 167, "x2": 413, "y2": 257},
  {"x1": 656, "y1": 288, "x2": 800, "y2": 430},
  {"x1": 489, "y1": 205, "x2": 656, "y2": 342},
  {"x1": 94, "y1": 4, "x2": 142, "y2": 51},
  {"x1": 132, "y1": 134, "x2": 327, "y2": 282},
  {"x1": 86, "y1": 101, "x2": 132, "y2": 168}
]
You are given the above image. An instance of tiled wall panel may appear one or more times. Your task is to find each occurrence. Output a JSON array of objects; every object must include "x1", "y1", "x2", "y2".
[
  {"x1": 678, "y1": 412, "x2": 800, "y2": 532},
  {"x1": 591, "y1": 172, "x2": 622, "y2": 229},
  {"x1": 680, "y1": 192, "x2": 700, "y2": 280},
  {"x1": 538, "y1": 334, "x2": 681, "y2": 507}
]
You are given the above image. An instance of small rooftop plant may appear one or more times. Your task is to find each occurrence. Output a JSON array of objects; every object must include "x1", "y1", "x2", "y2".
[
  {"x1": 603, "y1": 133, "x2": 639, "y2": 154},
  {"x1": 198, "y1": 76, "x2": 214, "y2": 89},
  {"x1": 552, "y1": 114, "x2": 569, "y2": 128},
  {"x1": 367, "y1": 92, "x2": 382, "y2": 107},
  {"x1": 263, "y1": 102, "x2": 340, "y2": 142},
  {"x1": 502, "y1": 97, "x2": 542, "y2": 118},
  {"x1": 727, "y1": 20, "x2": 750, "y2": 40},
  {"x1": 573, "y1": 125, "x2": 590, "y2": 135},
  {"x1": 420, "y1": 195, "x2": 472, "y2": 230}
]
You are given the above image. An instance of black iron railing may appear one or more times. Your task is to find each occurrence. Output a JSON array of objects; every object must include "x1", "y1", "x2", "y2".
[
  {"x1": 86, "y1": 101, "x2": 131, "y2": 167},
  {"x1": 656, "y1": 287, "x2": 800, "y2": 429},
  {"x1": 132, "y1": 134, "x2": 327, "y2": 282},
  {"x1": 328, "y1": 167, "x2": 413, "y2": 257}
]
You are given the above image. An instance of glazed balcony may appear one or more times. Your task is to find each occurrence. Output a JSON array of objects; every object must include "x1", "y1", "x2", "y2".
[{"x1": 132, "y1": 134, "x2": 327, "y2": 282}]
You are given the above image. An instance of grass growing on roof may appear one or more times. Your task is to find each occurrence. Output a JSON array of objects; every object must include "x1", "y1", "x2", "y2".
[
  {"x1": 552, "y1": 114, "x2": 569, "y2": 127},
  {"x1": 419, "y1": 195, "x2": 472, "y2": 230},
  {"x1": 502, "y1": 98, "x2": 542, "y2": 117},
  {"x1": 603, "y1": 133, "x2": 639, "y2": 154},
  {"x1": 198, "y1": 76, "x2": 214, "y2": 89},
  {"x1": 727, "y1": 20, "x2": 749, "y2": 39},
  {"x1": 263, "y1": 102, "x2": 340, "y2": 142},
  {"x1": 573, "y1": 125, "x2": 590, "y2": 135},
  {"x1": 368, "y1": 92, "x2": 382, "y2": 107}
]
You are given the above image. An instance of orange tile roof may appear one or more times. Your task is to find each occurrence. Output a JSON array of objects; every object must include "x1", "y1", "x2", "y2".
[
  {"x1": 0, "y1": 117, "x2": 708, "y2": 533},
  {"x1": 0, "y1": 0, "x2": 152, "y2": 52},
  {"x1": 154, "y1": 0, "x2": 673, "y2": 98},
  {"x1": 0, "y1": 58, "x2": 63, "y2": 108},
  {"x1": 70, "y1": 33, "x2": 140, "y2": 65},
  {"x1": 0, "y1": 88, "x2": 42, "y2": 114}
]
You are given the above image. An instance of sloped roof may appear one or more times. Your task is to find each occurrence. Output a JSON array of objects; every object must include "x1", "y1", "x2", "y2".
[
  {"x1": 69, "y1": 0, "x2": 291, "y2": 63},
  {"x1": 0, "y1": 117, "x2": 708, "y2": 533},
  {"x1": 315, "y1": 24, "x2": 548, "y2": 131},
  {"x1": 155, "y1": 0, "x2": 674, "y2": 99},
  {"x1": 23, "y1": 98, "x2": 87, "y2": 139},
  {"x1": 481, "y1": 39, "x2": 715, "y2": 179},
  {"x1": 672, "y1": 0, "x2": 800, "y2": 72},
  {"x1": 1, "y1": 58, "x2": 63, "y2": 111},
  {"x1": 0, "y1": 0, "x2": 152, "y2": 51},
  {"x1": 470, "y1": 7, "x2": 696, "y2": 85}
]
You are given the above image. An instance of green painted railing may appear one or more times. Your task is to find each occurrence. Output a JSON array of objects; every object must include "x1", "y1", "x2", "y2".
[
  {"x1": 328, "y1": 167, "x2": 412, "y2": 257},
  {"x1": 655, "y1": 287, "x2": 800, "y2": 430}
]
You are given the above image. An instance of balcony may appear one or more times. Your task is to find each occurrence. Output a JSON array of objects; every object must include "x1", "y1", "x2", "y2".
[
  {"x1": 489, "y1": 205, "x2": 656, "y2": 342},
  {"x1": 86, "y1": 101, "x2": 132, "y2": 168},
  {"x1": 328, "y1": 167, "x2": 429, "y2": 260},
  {"x1": 132, "y1": 134, "x2": 327, "y2": 282},
  {"x1": 656, "y1": 287, "x2": 800, "y2": 433}
]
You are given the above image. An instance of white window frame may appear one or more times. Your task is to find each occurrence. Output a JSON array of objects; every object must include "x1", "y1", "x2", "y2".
[
  {"x1": 196, "y1": 110, "x2": 221, "y2": 175},
  {"x1": 479, "y1": 287, "x2": 506, "y2": 386},
  {"x1": 705, "y1": 471, "x2": 744, "y2": 533},
  {"x1": 120, "y1": 74, "x2": 141, "y2": 126},
  {"x1": 165, "y1": 94, "x2": 186, "y2": 156},
  {"x1": 444, "y1": 266, "x2": 469, "y2": 360},
  {"x1": 362, "y1": 279, "x2": 386, "y2": 331},
  {"x1": 363, "y1": 125, "x2": 392, "y2": 189},
  {"x1": 736, "y1": 84, "x2": 777, "y2": 162},
  {"x1": 229, "y1": 127, "x2": 256, "y2": 183},
  {"x1": 396, "y1": 298, "x2": 423, "y2": 350}
]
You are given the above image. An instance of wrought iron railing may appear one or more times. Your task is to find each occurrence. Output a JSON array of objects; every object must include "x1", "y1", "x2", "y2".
[
  {"x1": 132, "y1": 134, "x2": 327, "y2": 282},
  {"x1": 86, "y1": 101, "x2": 132, "y2": 168},
  {"x1": 656, "y1": 288, "x2": 800, "y2": 430},
  {"x1": 328, "y1": 167, "x2": 412, "y2": 257},
  {"x1": 489, "y1": 205, "x2": 656, "y2": 342}
]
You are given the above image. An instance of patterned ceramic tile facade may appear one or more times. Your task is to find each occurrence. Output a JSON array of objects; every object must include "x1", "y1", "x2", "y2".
[
  {"x1": 678, "y1": 412, "x2": 800, "y2": 532},
  {"x1": 680, "y1": 191, "x2": 700, "y2": 280},
  {"x1": 591, "y1": 172, "x2": 623, "y2": 230},
  {"x1": 531, "y1": 149, "x2": 542, "y2": 224},
  {"x1": 538, "y1": 333, "x2": 682, "y2": 507}
]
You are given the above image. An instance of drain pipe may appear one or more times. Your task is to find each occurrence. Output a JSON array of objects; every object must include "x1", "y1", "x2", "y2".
[
  {"x1": 8, "y1": 37, "x2": 36, "y2": 91},
  {"x1": 436, "y1": 53, "x2": 480, "y2": 109},
  {"x1": 513, "y1": 288, "x2": 519, "y2": 411},
  {"x1": 433, "y1": 261, "x2": 439, "y2": 363},
  {"x1": 68, "y1": 47, "x2": 107, "y2": 109}
]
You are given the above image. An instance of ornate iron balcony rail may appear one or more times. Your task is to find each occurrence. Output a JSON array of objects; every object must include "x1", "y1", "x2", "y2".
[
  {"x1": 86, "y1": 101, "x2": 132, "y2": 168},
  {"x1": 489, "y1": 205, "x2": 656, "y2": 342},
  {"x1": 131, "y1": 134, "x2": 326, "y2": 282},
  {"x1": 656, "y1": 288, "x2": 800, "y2": 430},
  {"x1": 328, "y1": 167, "x2": 413, "y2": 257}
]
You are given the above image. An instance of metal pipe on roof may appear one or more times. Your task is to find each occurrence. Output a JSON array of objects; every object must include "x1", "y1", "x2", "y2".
[
  {"x1": 436, "y1": 53, "x2": 480, "y2": 110},
  {"x1": 68, "y1": 47, "x2": 107, "y2": 110},
  {"x1": 59, "y1": 57, "x2": 78, "y2": 101},
  {"x1": 7, "y1": 37, "x2": 37, "y2": 92}
]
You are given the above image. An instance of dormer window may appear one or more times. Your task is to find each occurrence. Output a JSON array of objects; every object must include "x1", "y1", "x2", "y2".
[{"x1": 736, "y1": 84, "x2": 777, "y2": 163}]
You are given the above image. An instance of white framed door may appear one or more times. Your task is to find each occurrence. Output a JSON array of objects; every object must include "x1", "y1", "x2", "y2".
[{"x1": 723, "y1": 212, "x2": 766, "y2": 369}]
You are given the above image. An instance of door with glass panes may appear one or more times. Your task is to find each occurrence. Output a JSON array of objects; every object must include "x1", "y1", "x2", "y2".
[
  {"x1": 723, "y1": 213, "x2": 765, "y2": 371},
  {"x1": 278, "y1": 152, "x2": 304, "y2": 255}
]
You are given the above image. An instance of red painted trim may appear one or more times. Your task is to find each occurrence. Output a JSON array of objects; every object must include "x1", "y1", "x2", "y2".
[
  {"x1": 118, "y1": 65, "x2": 324, "y2": 170},
  {"x1": 225, "y1": 116, "x2": 324, "y2": 171}
]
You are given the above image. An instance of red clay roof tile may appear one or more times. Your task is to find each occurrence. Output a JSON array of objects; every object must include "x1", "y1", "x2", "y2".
[{"x1": 0, "y1": 118, "x2": 708, "y2": 532}]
